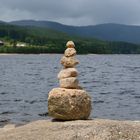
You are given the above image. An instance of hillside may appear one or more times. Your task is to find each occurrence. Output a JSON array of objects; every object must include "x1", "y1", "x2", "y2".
[
  {"x1": 0, "y1": 22, "x2": 140, "y2": 54},
  {"x1": 10, "y1": 20, "x2": 140, "y2": 44}
]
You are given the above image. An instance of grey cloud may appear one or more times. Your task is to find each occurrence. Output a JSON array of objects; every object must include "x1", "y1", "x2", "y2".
[{"x1": 1, "y1": 0, "x2": 140, "y2": 25}]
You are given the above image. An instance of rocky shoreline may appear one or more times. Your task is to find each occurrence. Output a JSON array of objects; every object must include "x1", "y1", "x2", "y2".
[{"x1": 0, "y1": 119, "x2": 140, "y2": 140}]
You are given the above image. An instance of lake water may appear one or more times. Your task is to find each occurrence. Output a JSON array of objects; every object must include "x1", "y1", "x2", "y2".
[{"x1": 0, "y1": 54, "x2": 140, "y2": 126}]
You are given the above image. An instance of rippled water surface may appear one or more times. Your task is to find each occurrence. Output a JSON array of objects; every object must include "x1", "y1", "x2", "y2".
[{"x1": 0, "y1": 54, "x2": 140, "y2": 126}]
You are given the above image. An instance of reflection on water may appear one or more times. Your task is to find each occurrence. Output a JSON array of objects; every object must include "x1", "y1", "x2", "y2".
[{"x1": 0, "y1": 54, "x2": 140, "y2": 126}]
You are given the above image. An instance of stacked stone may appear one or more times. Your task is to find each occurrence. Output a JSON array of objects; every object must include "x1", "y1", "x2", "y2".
[
  {"x1": 48, "y1": 41, "x2": 91, "y2": 120},
  {"x1": 58, "y1": 41, "x2": 80, "y2": 89}
]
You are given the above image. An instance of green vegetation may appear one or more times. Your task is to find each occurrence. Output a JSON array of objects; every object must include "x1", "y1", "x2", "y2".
[
  {"x1": 0, "y1": 46, "x2": 64, "y2": 54},
  {"x1": 0, "y1": 22, "x2": 140, "y2": 54}
]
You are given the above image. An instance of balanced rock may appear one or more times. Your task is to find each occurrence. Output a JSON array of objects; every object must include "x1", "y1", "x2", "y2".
[
  {"x1": 66, "y1": 41, "x2": 75, "y2": 48},
  {"x1": 58, "y1": 68, "x2": 78, "y2": 79},
  {"x1": 59, "y1": 77, "x2": 79, "y2": 89},
  {"x1": 48, "y1": 88, "x2": 91, "y2": 120},
  {"x1": 61, "y1": 56, "x2": 79, "y2": 68},
  {"x1": 48, "y1": 40, "x2": 91, "y2": 120},
  {"x1": 64, "y1": 48, "x2": 76, "y2": 57}
]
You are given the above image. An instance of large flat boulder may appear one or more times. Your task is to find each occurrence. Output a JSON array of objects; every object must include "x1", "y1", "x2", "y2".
[{"x1": 0, "y1": 119, "x2": 140, "y2": 140}]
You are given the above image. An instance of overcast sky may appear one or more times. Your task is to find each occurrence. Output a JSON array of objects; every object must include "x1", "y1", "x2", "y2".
[{"x1": 1, "y1": 0, "x2": 140, "y2": 26}]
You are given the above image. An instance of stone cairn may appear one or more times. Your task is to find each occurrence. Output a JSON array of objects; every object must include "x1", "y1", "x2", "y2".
[{"x1": 48, "y1": 41, "x2": 91, "y2": 120}]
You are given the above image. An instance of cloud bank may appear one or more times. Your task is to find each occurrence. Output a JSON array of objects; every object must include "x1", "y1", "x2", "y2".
[{"x1": 1, "y1": 0, "x2": 140, "y2": 26}]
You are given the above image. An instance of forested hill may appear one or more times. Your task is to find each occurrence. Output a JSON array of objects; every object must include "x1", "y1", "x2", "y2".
[
  {"x1": 10, "y1": 20, "x2": 140, "y2": 44},
  {"x1": 0, "y1": 22, "x2": 140, "y2": 54}
]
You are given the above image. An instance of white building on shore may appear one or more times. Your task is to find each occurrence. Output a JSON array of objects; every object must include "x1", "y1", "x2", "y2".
[
  {"x1": 0, "y1": 40, "x2": 4, "y2": 46},
  {"x1": 16, "y1": 43, "x2": 26, "y2": 47}
]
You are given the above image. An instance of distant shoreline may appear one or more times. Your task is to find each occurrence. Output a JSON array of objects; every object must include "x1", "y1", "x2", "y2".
[
  {"x1": 0, "y1": 53, "x2": 140, "y2": 55},
  {"x1": 0, "y1": 53, "x2": 61, "y2": 55},
  {"x1": 0, "y1": 53, "x2": 19, "y2": 55}
]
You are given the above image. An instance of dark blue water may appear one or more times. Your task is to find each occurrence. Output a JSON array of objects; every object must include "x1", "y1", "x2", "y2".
[{"x1": 0, "y1": 54, "x2": 140, "y2": 126}]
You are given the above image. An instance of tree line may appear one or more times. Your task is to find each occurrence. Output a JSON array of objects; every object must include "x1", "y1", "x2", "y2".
[{"x1": 0, "y1": 23, "x2": 140, "y2": 54}]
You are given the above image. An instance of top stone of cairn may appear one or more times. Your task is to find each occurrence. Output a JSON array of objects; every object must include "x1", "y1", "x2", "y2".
[{"x1": 66, "y1": 41, "x2": 75, "y2": 48}]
